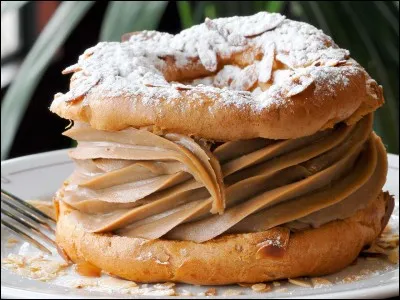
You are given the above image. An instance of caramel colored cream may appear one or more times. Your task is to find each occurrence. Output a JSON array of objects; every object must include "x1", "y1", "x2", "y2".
[{"x1": 59, "y1": 114, "x2": 387, "y2": 242}]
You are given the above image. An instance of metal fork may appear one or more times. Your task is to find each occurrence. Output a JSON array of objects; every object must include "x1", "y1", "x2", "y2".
[{"x1": 1, "y1": 189, "x2": 70, "y2": 263}]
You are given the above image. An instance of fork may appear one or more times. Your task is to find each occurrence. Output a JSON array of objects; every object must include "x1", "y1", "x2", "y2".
[{"x1": 1, "y1": 189, "x2": 70, "y2": 262}]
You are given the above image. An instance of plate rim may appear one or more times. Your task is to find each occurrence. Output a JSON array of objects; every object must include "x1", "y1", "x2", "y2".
[{"x1": 1, "y1": 281, "x2": 399, "y2": 299}]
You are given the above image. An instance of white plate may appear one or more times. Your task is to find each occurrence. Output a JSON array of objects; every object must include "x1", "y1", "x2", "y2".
[{"x1": 1, "y1": 149, "x2": 399, "y2": 299}]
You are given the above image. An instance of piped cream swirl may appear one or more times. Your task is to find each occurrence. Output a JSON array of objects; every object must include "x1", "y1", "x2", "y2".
[{"x1": 59, "y1": 114, "x2": 387, "y2": 242}]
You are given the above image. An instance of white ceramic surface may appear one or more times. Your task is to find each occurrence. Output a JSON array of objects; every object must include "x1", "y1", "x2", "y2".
[{"x1": 1, "y1": 149, "x2": 399, "y2": 299}]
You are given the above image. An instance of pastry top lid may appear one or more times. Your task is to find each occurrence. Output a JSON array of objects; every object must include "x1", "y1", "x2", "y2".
[{"x1": 50, "y1": 12, "x2": 383, "y2": 141}]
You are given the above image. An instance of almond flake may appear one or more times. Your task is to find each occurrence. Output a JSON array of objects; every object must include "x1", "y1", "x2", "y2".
[
  {"x1": 205, "y1": 288, "x2": 217, "y2": 296},
  {"x1": 160, "y1": 282, "x2": 175, "y2": 288},
  {"x1": 288, "y1": 278, "x2": 312, "y2": 288},
  {"x1": 6, "y1": 238, "x2": 20, "y2": 248},
  {"x1": 2, "y1": 254, "x2": 67, "y2": 282},
  {"x1": 388, "y1": 248, "x2": 399, "y2": 264},
  {"x1": 258, "y1": 43, "x2": 275, "y2": 83},
  {"x1": 251, "y1": 283, "x2": 271, "y2": 293},
  {"x1": 342, "y1": 275, "x2": 362, "y2": 283},
  {"x1": 272, "y1": 281, "x2": 281, "y2": 287},
  {"x1": 2, "y1": 254, "x2": 26, "y2": 267},
  {"x1": 359, "y1": 269, "x2": 373, "y2": 276},
  {"x1": 311, "y1": 277, "x2": 333, "y2": 288},
  {"x1": 238, "y1": 282, "x2": 252, "y2": 287}
]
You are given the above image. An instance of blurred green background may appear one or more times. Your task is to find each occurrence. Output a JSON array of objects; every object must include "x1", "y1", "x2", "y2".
[{"x1": 1, "y1": 1, "x2": 398, "y2": 160}]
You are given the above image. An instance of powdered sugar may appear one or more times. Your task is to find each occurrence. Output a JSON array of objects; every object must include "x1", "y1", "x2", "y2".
[
  {"x1": 55, "y1": 12, "x2": 363, "y2": 114},
  {"x1": 258, "y1": 42, "x2": 276, "y2": 83},
  {"x1": 259, "y1": 235, "x2": 284, "y2": 248}
]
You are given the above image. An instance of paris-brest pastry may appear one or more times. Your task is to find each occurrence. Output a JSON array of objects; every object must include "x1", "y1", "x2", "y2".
[{"x1": 50, "y1": 12, "x2": 393, "y2": 284}]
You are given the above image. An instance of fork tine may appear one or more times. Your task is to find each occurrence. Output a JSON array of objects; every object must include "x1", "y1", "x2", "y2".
[
  {"x1": 1, "y1": 219, "x2": 52, "y2": 254},
  {"x1": 1, "y1": 198, "x2": 55, "y2": 232},
  {"x1": 1, "y1": 189, "x2": 72, "y2": 264},
  {"x1": 1, "y1": 208, "x2": 56, "y2": 247},
  {"x1": 1, "y1": 189, "x2": 55, "y2": 222}
]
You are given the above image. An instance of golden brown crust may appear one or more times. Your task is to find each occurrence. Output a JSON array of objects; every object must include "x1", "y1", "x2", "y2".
[
  {"x1": 56, "y1": 191, "x2": 392, "y2": 285},
  {"x1": 51, "y1": 65, "x2": 382, "y2": 141},
  {"x1": 50, "y1": 13, "x2": 384, "y2": 141}
]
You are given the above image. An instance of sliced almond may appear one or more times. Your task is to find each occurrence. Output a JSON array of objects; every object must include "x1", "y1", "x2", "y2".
[
  {"x1": 342, "y1": 275, "x2": 361, "y2": 283},
  {"x1": 388, "y1": 248, "x2": 399, "y2": 264},
  {"x1": 205, "y1": 288, "x2": 217, "y2": 296},
  {"x1": 311, "y1": 277, "x2": 333, "y2": 288},
  {"x1": 2, "y1": 254, "x2": 26, "y2": 267},
  {"x1": 238, "y1": 282, "x2": 253, "y2": 287},
  {"x1": 5, "y1": 238, "x2": 20, "y2": 248},
  {"x1": 160, "y1": 282, "x2": 175, "y2": 288},
  {"x1": 288, "y1": 278, "x2": 312, "y2": 288},
  {"x1": 359, "y1": 269, "x2": 373, "y2": 276},
  {"x1": 251, "y1": 283, "x2": 271, "y2": 293},
  {"x1": 272, "y1": 281, "x2": 281, "y2": 287}
]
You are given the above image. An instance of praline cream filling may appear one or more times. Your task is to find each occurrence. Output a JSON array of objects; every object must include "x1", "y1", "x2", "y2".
[{"x1": 58, "y1": 113, "x2": 387, "y2": 242}]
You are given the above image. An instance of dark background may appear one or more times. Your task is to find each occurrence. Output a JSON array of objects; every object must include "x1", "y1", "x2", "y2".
[{"x1": 1, "y1": 1, "x2": 183, "y2": 158}]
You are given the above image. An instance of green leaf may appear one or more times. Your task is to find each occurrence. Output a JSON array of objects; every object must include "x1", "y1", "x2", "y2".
[
  {"x1": 254, "y1": 1, "x2": 266, "y2": 12},
  {"x1": 373, "y1": 1, "x2": 399, "y2": 35},
  {"x1": 100, "y1": 1, "x2": 167, "y2": 42},
  {"x1": 307, "y1": 1, "x2": 332, "y2": 36},
  {"x1": 265, "y1": 1, "x2": 284, "y2": 13},
  {"x1": 341, "y1": 2, "x2": 398, "y2": 153},
  {"x1": 291, "y1": 2, "x2": 311, "y2": 23},
  {"x1": 1, "y1": 1, "x2": 29, "y2": 15},
  {"x1": 133, "y1": 1, "x2": 168, "y2": 30},
  {"x1": 204, "y1": 2, "x2": 217, "y2": 18},
  {"x1": 177, "y1": 1, "x2": 193, "y2": 28},
  {"x1": 293, "y1": 1, "x2": 399, "y2": 153},
  {"x1": 226, "y1": 1, "x2": 241, "y2": 16},
  {"x1": 193, "y1": 1, "x2": 206, "y2": 24},
  {"x1": 239, "y1": 1, "x2": 254, "y2": 15},
  {"x1": 1, "y1": 1, "x2": 94, "y2": 160}
]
